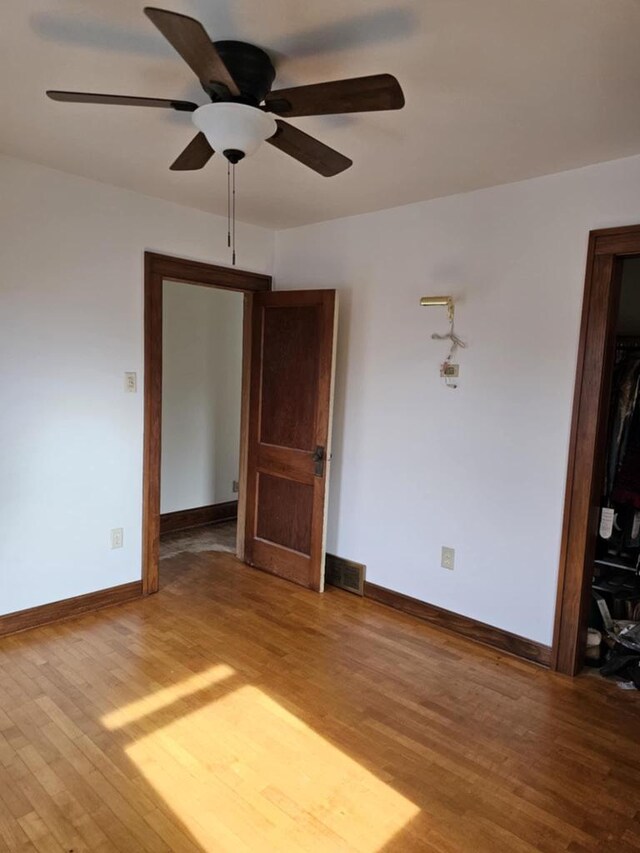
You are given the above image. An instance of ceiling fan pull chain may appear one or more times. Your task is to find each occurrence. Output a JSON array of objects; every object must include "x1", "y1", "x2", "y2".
[
  {"x1": 232, "y1": 162, "x2": 237, "y2": 266},
  {"x1": 227, "y1": 161, "x2": 231, "y2": 249}
]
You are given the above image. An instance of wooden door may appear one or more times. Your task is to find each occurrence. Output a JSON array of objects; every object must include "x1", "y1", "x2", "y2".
[{"x1": 243, "y1": 290, "x2": 337, "y2": 590}]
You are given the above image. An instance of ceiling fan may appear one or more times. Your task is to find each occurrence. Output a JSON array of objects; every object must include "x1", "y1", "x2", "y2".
[{"x1": 46, "y1": 6, "x2": 406, "y2": 177}]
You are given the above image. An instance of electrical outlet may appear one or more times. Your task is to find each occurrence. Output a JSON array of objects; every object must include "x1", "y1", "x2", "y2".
[
  {"x1": 440, "y1": 363, "x2": 459, "y2": 378},
  {"x1": 232, "y1": 480, "x2": 239, "y2": 493},
  {"x1": 111, "y1": 528, "x2": 123, "y2": 549},
  {"x1": 441, "y1": 546, "x2": 455, "y2": 570},
  {"x1": 124, "y1": 372, "x2": 137, "y2": 393}
]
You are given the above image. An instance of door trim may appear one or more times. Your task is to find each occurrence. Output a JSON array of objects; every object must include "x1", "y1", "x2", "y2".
[
  {"x1": 552, "y1": 225, "x2": 640, "y2": 675},
  {"x1": 142, "y1": 252, "x2": 271, "y2": 595}
]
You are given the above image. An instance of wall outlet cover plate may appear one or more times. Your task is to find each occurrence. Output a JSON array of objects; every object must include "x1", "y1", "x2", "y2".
[
  {"x1": 440, "y1": 363, "x2": 459, "y2": 378},
  {"x1": 441, "y1": 546, "x2": 455, "y2": 570}
]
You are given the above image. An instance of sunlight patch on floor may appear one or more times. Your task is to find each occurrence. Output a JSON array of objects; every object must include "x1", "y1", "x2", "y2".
[
  {"x1": 102, "y1": 664, "x2": 235, "y2": 730},
  {"x1": 105, "y1": 677, "x2": 419, "y2": 851}
]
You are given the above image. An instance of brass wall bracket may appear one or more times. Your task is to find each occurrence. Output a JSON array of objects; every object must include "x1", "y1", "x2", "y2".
[{"x1": 420, "y1": 295, "x2": 454, "y2": 324}]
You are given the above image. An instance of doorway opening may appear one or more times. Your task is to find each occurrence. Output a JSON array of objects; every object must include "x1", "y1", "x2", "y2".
[
  {"x1": 142, "y1": 252, "x2": 271, "y2": 594},
  {"x1": 553, "y1": 225, "x2": 640, "y2": 676},
  {"x1": 159, "y1": 280, "x2": 244, "y2": 568}
]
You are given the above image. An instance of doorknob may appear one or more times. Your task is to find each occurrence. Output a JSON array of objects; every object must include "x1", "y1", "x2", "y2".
[{"x1": 312, "y1": 445, "x2": 325, "y2": 477}]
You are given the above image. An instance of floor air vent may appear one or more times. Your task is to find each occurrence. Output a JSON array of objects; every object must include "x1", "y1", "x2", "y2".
[{"x1": 325, "y1": 554, "x2": 366, "y2": 596}]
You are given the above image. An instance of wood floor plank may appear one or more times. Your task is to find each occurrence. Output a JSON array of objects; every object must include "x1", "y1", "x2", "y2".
[{"x1": 0, "y1": 548, "x2": 638, "y2": 851}]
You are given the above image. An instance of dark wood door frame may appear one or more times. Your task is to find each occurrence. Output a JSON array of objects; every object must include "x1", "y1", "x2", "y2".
[
  {"x1": 552, "y1": 225, "x2": 640, "y2": 675},
  {"x1": 142, "y1": 252, "x2": 271, "y2": 595}
]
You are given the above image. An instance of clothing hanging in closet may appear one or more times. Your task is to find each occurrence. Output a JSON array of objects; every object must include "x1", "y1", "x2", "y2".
[
  {"x1": 606, "y1": 355, "x2": 640, "y2": 500},
  {"x1": 603, "y1": 347, "x2": 640, "y2": 551}
]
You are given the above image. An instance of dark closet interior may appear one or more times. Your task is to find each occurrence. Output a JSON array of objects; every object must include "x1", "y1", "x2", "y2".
[{"x1": 588, "y1": 258, "x2": 640, "y2": 683}]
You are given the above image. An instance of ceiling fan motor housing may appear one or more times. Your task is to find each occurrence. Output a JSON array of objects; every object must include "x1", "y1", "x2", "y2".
[{"x1": 210, "y1": 41, "x2": 276, "y2": 105}]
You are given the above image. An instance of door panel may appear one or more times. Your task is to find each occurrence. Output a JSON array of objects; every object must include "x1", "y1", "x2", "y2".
[
  {"x1": 260, "y1": 306, "x2": 320, "y2": 449},
  {"x1": 244, "y1": 290, "x2": 337, "y2": 590},
  {"x1": 256, "y1": 474, "x2": 314, "y2": 554}
]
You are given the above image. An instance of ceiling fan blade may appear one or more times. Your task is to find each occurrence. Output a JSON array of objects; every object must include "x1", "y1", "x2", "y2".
[
  {"x1": 46, "y1": 90, "x2": 198, "y2": 111},
  {"x1": 144, "y1": 7, "x2": 240, "y2": 96},
  {"x1": 264, "y1": 74, "x2": 404, "y2": 117},
  {"x1": 267, "y1": 120, "x2": 352, "y2": 177},
  {"x1": 170, "y1": 133, "x2": 214, "y2": 171}
]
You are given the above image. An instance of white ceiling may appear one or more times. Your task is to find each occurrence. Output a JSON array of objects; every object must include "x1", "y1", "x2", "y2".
[{"x1": 3, "y1": 0, "x2": 640, "y2": 229}]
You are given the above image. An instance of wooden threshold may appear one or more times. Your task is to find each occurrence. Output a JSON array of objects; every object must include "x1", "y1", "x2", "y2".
[
  {"x1": 0, "y1": 581, "x2": 143, "y2": 638},
  {"x1": 365, "y1": 581, "x2": 551, "y2": 666}
]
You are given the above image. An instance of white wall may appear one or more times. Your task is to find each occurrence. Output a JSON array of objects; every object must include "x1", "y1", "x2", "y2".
[
  {"x1": 161, "y1": 282, "x2": 243, "y2": 514},
  {"x1": 5, "y1": 148, "x2": 640, "y2": 644},
  {"x1": 275, "y1": 154, "x2": 640, "y2": 646},
  {"x1": 0, "y1": 154, "x2": 272, "y2": 616}
]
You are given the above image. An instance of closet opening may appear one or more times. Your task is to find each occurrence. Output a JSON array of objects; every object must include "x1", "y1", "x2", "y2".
[
  {"x1": 553, "y1": 225, "x2": 640, "y2": 678},
  {"x1": 586, "y1": 258, "x2": 640, "y2": 683}
]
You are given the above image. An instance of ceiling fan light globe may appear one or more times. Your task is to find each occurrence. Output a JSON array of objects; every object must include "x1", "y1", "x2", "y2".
[{"x1": 192, "y1": 102, "x2": 276, "y2": 158}]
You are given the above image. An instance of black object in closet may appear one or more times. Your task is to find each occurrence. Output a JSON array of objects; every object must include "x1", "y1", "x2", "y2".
[
  {"x1": 598, "y1": 337, "x2": 640, "y2": 575},
  {"x1": 615, "y1": 335, "x2": 640, "y2": 363},
  {"x1": 591, "y1": 336, "x2": 640, "y2": 679}
]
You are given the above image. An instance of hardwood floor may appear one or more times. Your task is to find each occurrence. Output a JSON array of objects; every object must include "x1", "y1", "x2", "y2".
[
  {"x1": 0, "y1": 552, "x2": 638, "y2": 852},
  {"x1": 159, "y1": 521, "x2": 237, "y2": 560}
]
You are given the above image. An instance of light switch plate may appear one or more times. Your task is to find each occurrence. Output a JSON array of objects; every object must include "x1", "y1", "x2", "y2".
[
  {"x1": 441, "y1": 546, "x2": 455, "y2": 570},
  {"x1": 124, "y1": 372, "x2": 137, "y2": 393},
  {"x1": 111, "y1": 528, "x2": 123, "y2": 549}
]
